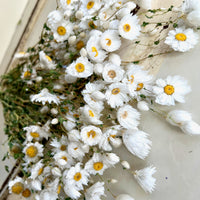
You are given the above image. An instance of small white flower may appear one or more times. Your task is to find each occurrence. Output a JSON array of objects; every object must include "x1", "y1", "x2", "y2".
[
  {"x1": 8, "y1": 176, "x2": 24, "y2": 194},
  {"x1": 102, "y1": 62, "x2": 124, "y2": 83},
  {"x1": 51, "y1": 108, "x2": 58, "y2": 115},
  {"x1": 30, "y1": 160, "x2": 44, "y2": 180},
  {"x1": 23, "y1": 142, "x2": 44, "y2": 163},
  {"x1": 118, "y1": 14, "x2": 141, "y2": 40},
  {"x1": 85, "y1": 182, "x2": 105, "y2": 200},
  {"x1": 80, "y1": 48, "x2": 88, "y2": 57},
  {"x1": 47, "y1": 10, "x2": 63, "y2": 29},
  {"x1": 66, "y1": 56, "x2": 93, "y2": 78},
  {"x1": 60, "y1": 0, "x2": 78, "y2": 11},
  {"x1": 50, "y1": 135, "x2": 68, "y2": 153},
  {"x1": 123, "y1": 129, "x2": 152, "y2": 160},
  {"x1": 76, "y1": 10, "x2": 84, "y2": 19},
  {"x1": 109, "y1": 53, "x2": 121, "y2": 66},
  {"x1": 165, "y1": 27, "x2": 199, "y2": 52},
  {"x1": 100, "y1": 30, "x2": 121, "y2": 52},
  {"x1": 153, "y1": 75, "x2": 191, "y2": 106},
  {"x1": 30, "y1": 88, "x2": 60, "y2": 105},
  {"x1": 39, "y1": 51, "x2": 56, "y2": 70},
  {"x1": 117, "y1": 105, "x2": 140, "y2": 130},
  {"x1": 116, "y1": 194, "x2": 135, "y2": 200},
  {"x1": 134, "y1": 165, "x2": 156, "y2": 193},
  {"x1": 105, "y1": 83, "x2": 130, "y2": 108},
  {"x1": 137, "y1": 101, "x2": 149, "y2": 111},
  {"x1": 68, "y1": 35, "x2": 77, "y2": 45},
  {"x1": 181, "y1": 121, "x2": 200, "y2": 135},
  {"x1": 80, "y1": 125, "x2": 102, "y2": 146},
  {"x1": 21, "y1": 66, "x2": 37, "y2": 82},
  {"x1": 64, "y1": 184, "x2": 81, "y2": 200},
  {"x1": 80, "y1": 0, "x2": 102, "y2": 16},
  {"x1": 121, "y1": 160, "x2": 130, "y2": 169}
]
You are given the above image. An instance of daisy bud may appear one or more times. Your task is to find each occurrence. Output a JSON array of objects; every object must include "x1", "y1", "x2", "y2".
[
  {"x1": 94, "y1": 63, "x2": 104, "y2": 75},
  {"x1": 80, "y1": 48, "x2": 87, "y2": 57},
  {"x1": 110, "y1": 138, "x2": 122, "y2": 148},
  {"x1": 64, "y1": 10, "x2": 72, "y2": 18},
  {"x1": 116, "y1": 194, "x2": 135, "y2": 200},
  {"x1": 134, "y1": 165, "x2": 156, "y2": 193},
  {"x1": 124, "y1": 2, "x2": 136, "y2": 10},
  {"x1": 123, "y1": 129, "x2": 152, "y2": 160},
  {"x1": 117, "y1": 8, "x2": 131, "y2": 19},
  {"x1": 53, "y1": 84, "x2": 64, "y2": 91},
  {"x1": 137, "y1": 101, "x2": 149, "y2": 111},
  {"x1": 68, "y1": 36, "x2": 77, "y2": 45},
  {"x1": 181, "y1": 121, "x2": 200, "y2": 135},
  {"x1": 166, "y1": 110, "x2": 192, "y2": 127},
  {"x1": 65, "y1": 74, "x2": 77, "y2": 84},
  {"x1": 137, "y1": 0, "x2": 152, "y2": 10},
  {"x1": 51, "y1": 167, "x2": 62, "y2": 177},
  {"x1": 63, "y1": 120, "x2": 76, "y2": 131},
  {"x1": 109, "y1": 53, "x2": 121, "y2": 66},
  {"x1": 64, "y1": 53, "x2": 70, "y2": 59},
  {"x1": 110, "y1": 179, "x2": 118, "y2": 184},
  {"x1": 51, "y1": 108, "x2": 58, "y2": 115},
  {"x1": 80, "y1": 32, "x2": 86, "y2": 38},
  {"x1": 73, "y1": 25, "x2": 79, "y2": 30},
  {"x1": 36, "y1": 76, "x2": 43, "y2": 83},
  {"x1": 75, "y1": 10, "x2": 83, "y2": 19},
  {"x1": 51, "y1": 118, "x2": 59, "y2": 125},
  {"x1": 121, "y1": 160, "x2": 130, "y2": 169},
  {"x1": 105, "y1": 153, "x2": 120, "y2": 166},
  {"x1": 40, "y1": 106, "x2": 49, "y2": 114}
]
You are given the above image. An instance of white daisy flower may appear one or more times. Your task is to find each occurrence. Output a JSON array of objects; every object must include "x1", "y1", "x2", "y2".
[
  {"x1": 24, "y1": 125, "x2": 49, "y2": 142},
  {"x1": 99, "y1": 125, "x2": 122, "y2": 151},
  {"x1": 116, "y1": 194, "x2": 135, "y2": 200},
  {"x1": 153, "y1": 75, "x2": 191, "y2": 106},
  {"x1": 165, "y1": 27, "x2": 199, "y2": 52},
  {"x1": 64, "y1": 163, "x2": 90, "y2": 190},
  {"x1": 53, "y1": 151, "x2": 74, "y2": 169},
  {"x1": 47, "y1": 10, "x2": 63, "y2": 30},
  {"x1": 30, "y1": 88, "x2": 60, "y2": 105},
  {"x1": 86, "y1": 35, "x2": 107, "y2": 63},
  {"x1": 123, "y1": 129, "x2": 152, "y2": 160},
  {"x1": 80, "y1": 125, "x2": 102, "y2": 146},
  {"x1": 15, "y1": 51, "x2": 30, "y2": 59},
  {"x1": 30, "y1": 160, "x2": 44, "y2": 180},
  {"x1": 117, "y1": 105, "x2": 140, "y2": 130},
  {"x1": 80, "y1": 105, "x2": 103, "y2": 125},
  {"x1": 23, "y1": 142, "x2": 43, "y2": 163},
  {"x1": 68, "y1": 141, "x2": 89, "y2": 161},
  {"x1": 66, "y1": 56, "x2": 93, "y2": 78},
  {"x1": 80, "y1": 0, "x2": 102, "y2": 16},
  {"x1": 118, "y1": 14, "x2": 141, "y2": 40},
  {"x1": 85, "y1": 182, "x2": 105, "y2": 200},
  {"x1": 59, "y1": 0, "x2": 78, "y2": 11},
  {"x1": 102, "y1": 62, "x2": 124, "y2": 83},
  {"x1": 134, "y1": 165, "x2": 156, "y2": 193},
  {"x1": 39, "y1": 51, "x2": 56, "y2": 70},
  {"x1": 52, "y1": 20, "x2": 73, "y2": 42},
  {"x1": 50, "y1": 135, "x2": 68, "y2": 153},
  {"x1": 8, "y1": 176, "x2": 24, "y2": 194},
  {"x1": 21, "y1": 66, "x2": 37, "y2": 81},
  {"x1": 105, "y1": 83, "x2": 130, "y2": 108},
  {"x1": 100, "y1": 30, "x2": 121, "y2": 52}
]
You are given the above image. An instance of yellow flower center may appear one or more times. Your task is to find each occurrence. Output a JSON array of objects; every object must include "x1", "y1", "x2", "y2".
[
  {"x1": 106, "y1": 38, "x2": 112, "y2": 46},
  {"x1": 75, "y1": 63, "x2": 85, "y2": 73},
  {"x1": 93, "y1": 162, "x2": 104, "y2": 171},
  {"x1": 89, "y1": 110, "x2": 95, "y2": 117},
  {"x1": 122, "y1": 111, "x2": 128, "y2": 119},
  {"x1": 19, "y1": 51, "x2": 26, "y2": 55},
  {"x1": 88, "y1": 21, "x2": 97, "y2": 29},
  {"x1": 24, "y1": 71, "x2": 31, "y2": 78},
  {"x1": 175, "y1": 33, "x2": 187, "y2": 41},
  {"x1": 67, "y1": 0, "x2": 71, "y2": 5},
  {"x1": 22, "y1": 188, "x2": 31, "y2": 198},
  {"x1": 73, "y1": 114, "x2": 80, "y2": 118},
  {"x1": 45, "y1": 55, "x2": 52, "y2": 61},
  {"x1": 57, "y1": 185, "x2": 62, "y2": 194},
  {"x1": 87, "y1": 130, "x2": 96, "y2": 138},
  {"x1": 26, "y1": 146, "x2": 38, "y2": 158},
  {"x1": 11, "y1": 182, "x2": 24, "y2": 194},
  {"x1": 164, "y1": 85, "x2": 175, "y2": 95},
  {"x1": 123, "y1": 24, "x2": 131, "y2": 32},
  {"x1": 57, "y1": 26, "x2": 66, "y2": 36},
  {"x1": 74, "y1": 147, "x2": 78, "y2": 150},
  {"x1": 87, "y1": 1, "x2": 94, "y2": 9},
  {"x1": 60, "y1": 145, "x2": 67, "y2": 151},
  {"x1": 108, "y1": 134, "x2": 116, "y2": 141},
  {"x1": 74, "y1": 172, "x2": 82, "y2": 181},
  {"x1": 112, "y1": 88, "x2": 120, "y2": 95},
  {"x1": 62, "y1": 156, "x2": 68, "y2": 162},
  {"x1": 108, "y1": 70, "x2": 116, "y2": 79},
  {"x1": 136, "y1": 83, "x2": 144, "y2": 91},
  {"x1": 92, "y1": 46, "x2": 98, "y2": 57},
  {"x1": 129, "y1": 75, "x2": 134, "y2": 84},
  {"x1": 30, "y1": 132, "x2": 40, "y2": 138},
  {"x1": 38, "y1": 167, "x2": 44, "y2": 176},
  {"x1": 76, "y1": 40, "x2": 85, "y2": 50}
]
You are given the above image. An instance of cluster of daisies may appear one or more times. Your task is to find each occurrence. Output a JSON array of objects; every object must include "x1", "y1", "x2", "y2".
[{"x1": 6, "y1": 0, "x2": 200, "y2": 200}]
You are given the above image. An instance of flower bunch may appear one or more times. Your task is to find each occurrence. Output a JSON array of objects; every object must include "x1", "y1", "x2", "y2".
[{"x1": 1, "y1": 0, "x2": 200, "y2": 200}]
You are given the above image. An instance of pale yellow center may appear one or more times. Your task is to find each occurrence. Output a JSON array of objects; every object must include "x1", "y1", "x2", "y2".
[
  {"x1": 108, "y1": 70, "x2": 116, "y2": 79},
  {"x1": 92, "y1": 46, "x2": 98, "y2": 57},
  {"x1": 87, "y1": 1, "x2": 94, "y2": 9},
  {"x1": 38, "y1": 167, "x2": 43, "y2": 176},
  {"x1": 106, "y1": 38, "x2": 112, "y2": 46},
  {"x1": 24, "y1": 71, "x2": 31, "y2": 78},
  {"x1": 74, "y1": 172, "x2": 82, "y2": 181},
  {"x1": 76, "y1": 41, "x2": 85, "y2": 50},
  {"x1": 122, "y1": 111, "x2": 128, "y2": 119},
  {"x1": 112, "y1": 88, "x2": 120, "y2": 95},
  {"x1": 123, "y1": 24, "x2": 131, "y2": 32},
  {"x1": 93, "y1": 162, "x2": 104, "y2": 171},
  {"x1": 26, "y1": 146, "x2": 38, "y2": 158},
  {"x1": 60, "y1": 145, "x2": 67, "y2": 151},
  {"x1": 75, "y1": 63, "x2": 85, "y2": 73},
  {"x1": 87, "y1": 130, "x2": 96, "y2": 138},
  {"x1": 57, "y1": 26, "x2": 66, "y2": 36},
  {"x1": 136, "y1": 83, "x2": 144, "y2": 91},
  {"x1": 30, "y1": 132, "x2": 40, "y2": 138},
  {"x1": 108, "y1": 134, "x2": 116, "y2": 141},
  {"x1": 62, "y1": 156, "x2": 68, "y2": 162},
  {"x1": 22, "y1": 189, "x2": 31, "y2": 198},
  {"x1": 164, "y1": 85, "x2": 175, "y2": 95},
  {"x1": 11, "y1": 182, "x2": 24, "y2": 194},
  {"x1": 67, "y1": 0, "x2": 71, "y2": 5},
  {"x1": 89, "y1": 110, "x2": 95, "y2": 117},
  {"x1": 175, "y1": 33, "x2": 187, "y2": 41}
]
